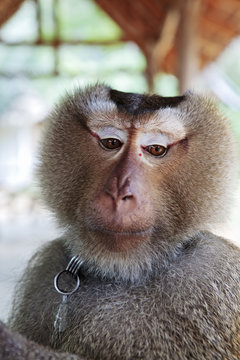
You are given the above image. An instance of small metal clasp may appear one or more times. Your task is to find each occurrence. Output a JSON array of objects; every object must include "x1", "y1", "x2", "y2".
[
  {"x1": 54, "y1": 269, "x2": 80, "y2": 296},
  {"x1": 54, "y1": 255, "x2": 83, "y2": 295},
  {"x1": 53, "y1": 255, "x2": 84, "y2": 334}
]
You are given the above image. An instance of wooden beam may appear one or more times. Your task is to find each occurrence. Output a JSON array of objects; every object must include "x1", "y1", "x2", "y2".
[
  {"x1": 0, "y1": 0, "x2": 24, "y2": 26},
  {"x1": 151, "y1": 7, "x2": 180, "y2": 74},
  {"x1": 177, "y1": 0, "x2": 200, "y2": 94}
]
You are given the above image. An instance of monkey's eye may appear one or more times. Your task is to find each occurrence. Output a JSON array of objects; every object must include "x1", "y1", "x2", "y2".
[
  {"x1": 100, "y1": 138, "x2": 122, "y2": 150},
  {"x1": 145, "y1": 144, "x2": 168, "y2": 157}
]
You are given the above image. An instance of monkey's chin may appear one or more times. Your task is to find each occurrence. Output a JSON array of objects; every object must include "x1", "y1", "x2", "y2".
[{"x1": 88, "y1": 226, "x2": 153, "y2": 252}]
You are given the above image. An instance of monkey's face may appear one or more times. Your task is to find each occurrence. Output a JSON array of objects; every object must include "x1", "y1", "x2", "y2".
[
  {"x1": 39, "y1": 85, "x2": 237, "y2": 275},
  {"x1": 78, "y1": 107, "x2": 188, "y2": 253}
]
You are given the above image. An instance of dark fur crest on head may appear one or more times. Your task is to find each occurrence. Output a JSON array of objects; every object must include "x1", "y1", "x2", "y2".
[{"x1": 109, "y1": 88, "x2": 186, "y2": 115}]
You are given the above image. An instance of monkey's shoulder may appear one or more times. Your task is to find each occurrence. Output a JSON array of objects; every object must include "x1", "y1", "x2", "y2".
[
  {"x1": 9, "y1": 238, "x2": 69, "y2": 344},
  {"x1": 182, "y1": 231, "x2": 240, "y2": 269},
  {"x1": 173, "y1": 231, "x2": 240, "y2": 285}
]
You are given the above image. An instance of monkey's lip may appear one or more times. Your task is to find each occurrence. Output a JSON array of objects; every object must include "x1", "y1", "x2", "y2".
[{"x1": 88, "y1": 225, "x2": 153, "y2": 237}]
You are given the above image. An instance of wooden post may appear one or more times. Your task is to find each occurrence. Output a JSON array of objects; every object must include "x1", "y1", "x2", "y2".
[
  {"x1": 177, "y1": 0, "x2": 200, "y2": 94},
  {"x1": 145, "y1": 48, "x2": 155, "y2": 93},
  {"x1": 146, "y1": 8, "x2": 180, "y2": 93},
  {"x1": 151, "y1": 8, "x2": 180, "y2": 75}
]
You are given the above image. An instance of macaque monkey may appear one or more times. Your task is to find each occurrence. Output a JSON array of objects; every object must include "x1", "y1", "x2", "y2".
[{"x1": 7, "y1": 84, "x2": 240, "y2": 360}]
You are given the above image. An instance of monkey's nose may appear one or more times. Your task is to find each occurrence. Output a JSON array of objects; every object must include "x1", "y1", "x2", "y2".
[
  {"x1": 104, "y1": 176, "x2": 135, "y2": 206},
  {"x1": 107, "y1": 190, "x2": 134, "y2": 204}
]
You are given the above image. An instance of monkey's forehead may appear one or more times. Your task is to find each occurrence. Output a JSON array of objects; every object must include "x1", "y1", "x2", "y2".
[
  {"x1": 81, "y1": 86, "x2": 186, "y2": 138},
  {"x1": 70, "y1": 84, "x2": 216, "y2": 137},
  {"x1": 87, "y1": 105, "x2": 186, "y2": 140}
]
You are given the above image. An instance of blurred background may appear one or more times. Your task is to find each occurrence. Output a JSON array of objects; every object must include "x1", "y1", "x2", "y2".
[{"x1": 0, "y1": 0, "x2": 240, "y2": 322}]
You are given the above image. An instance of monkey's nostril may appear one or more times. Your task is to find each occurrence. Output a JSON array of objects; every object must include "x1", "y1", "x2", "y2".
[{"x1": 122, "y1": 195, "x2": 133, "y2": 201}]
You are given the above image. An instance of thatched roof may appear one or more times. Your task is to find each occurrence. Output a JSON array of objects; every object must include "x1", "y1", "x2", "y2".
[
  {"x1": 95, "y1": 0, "x2": 240, "y2": 91},
  {"x1": 95, "y1": 0, "x2": 240, "y2": 70}
]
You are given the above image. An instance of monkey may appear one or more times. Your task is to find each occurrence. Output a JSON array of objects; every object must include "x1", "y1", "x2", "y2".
[{"x1": 7, "y1": 84, "x2": 240, "y2": 360}]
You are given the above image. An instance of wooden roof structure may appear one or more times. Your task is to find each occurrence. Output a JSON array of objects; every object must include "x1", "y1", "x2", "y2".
[
  {"x1": 0, "y1": 0, "x2": 239, "y2": 93},
  {"x1": 95, "y1": 0, "x2": 240, "y2": 92}
]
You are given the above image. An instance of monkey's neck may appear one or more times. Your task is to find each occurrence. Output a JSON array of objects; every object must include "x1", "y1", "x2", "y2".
[{"x1": 62, "y1": 227, "x2": 201, "y2": 283}]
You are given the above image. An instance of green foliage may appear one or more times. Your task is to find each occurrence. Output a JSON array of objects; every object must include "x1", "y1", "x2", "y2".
[
  {"x1": 154, "y1": 74, "x2": 179, "y2": 96},
  {"x1": 58, "y1": 43, "x2": 145, "y2": 75},
  {"x1": 0, "y1": 44, "x2": 55, "y2": 75},
  {"x1": 39, "y1": 0, "x2": 56, "y2": 42},
  {"x1": 0, "y1": 0, "x2": 145, "y2": 92},
  {"x1": 57, "y1": 0, "x2": 122, "y2": 41}
]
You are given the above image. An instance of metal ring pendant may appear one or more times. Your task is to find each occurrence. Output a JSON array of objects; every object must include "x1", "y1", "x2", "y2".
[{"x1": 54, "y1": 269, "x2": 80, "y2": 296}]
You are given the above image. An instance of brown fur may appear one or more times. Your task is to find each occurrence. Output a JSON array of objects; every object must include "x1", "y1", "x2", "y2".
[{"x1": 8, "y1": 84, "x2": 240, "y2": 359}]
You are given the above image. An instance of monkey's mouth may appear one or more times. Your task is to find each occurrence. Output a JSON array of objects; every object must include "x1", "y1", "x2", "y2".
[
  {"x1": 87, "y1": 224, "x2": 153, "y2": 252},
  {"x1": 88, "y1": 224, "x2": 153, "y2": 237}
]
